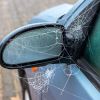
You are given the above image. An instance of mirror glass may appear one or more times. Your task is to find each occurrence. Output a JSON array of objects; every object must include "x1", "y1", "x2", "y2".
[{"x1": 3, "y1": 26, "x2": 63, "y2": 65}]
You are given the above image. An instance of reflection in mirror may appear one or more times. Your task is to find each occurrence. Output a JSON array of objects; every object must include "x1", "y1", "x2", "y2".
[{"x1": 3, "y1": 26, "x2": 63, "y2": 64}]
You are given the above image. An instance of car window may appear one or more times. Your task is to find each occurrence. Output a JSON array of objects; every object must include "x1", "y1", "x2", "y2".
[{"x1": 84, "y1": 12, "x2": 100, "y2": 75}]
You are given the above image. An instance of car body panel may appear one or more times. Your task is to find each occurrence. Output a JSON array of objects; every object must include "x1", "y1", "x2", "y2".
[
  {"x1": 42, "y1": 65, "x2": 99, "y2": 100},
  {"x1": 28, "y1": 3, "x2": 73, "y2": 23},
  {"x1": 25, "y1": 64, "x2": 100, "y2": 100},
  {"x1": 38, "y1": 4, "x2": 73, "y2": 22}
]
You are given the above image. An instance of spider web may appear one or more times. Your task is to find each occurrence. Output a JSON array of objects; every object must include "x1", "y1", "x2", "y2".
[{"x1": 2, "y1": 0, "x2": 100, "y2": 100}]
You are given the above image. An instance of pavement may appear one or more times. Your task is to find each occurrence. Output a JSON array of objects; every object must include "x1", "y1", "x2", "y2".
[{"x1": 0, "y1": 0, "x2": 77, "y2": 100}]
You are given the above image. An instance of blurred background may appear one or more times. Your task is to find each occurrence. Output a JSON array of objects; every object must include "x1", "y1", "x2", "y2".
[{"x1": 0, "y1": 0, "x2": 77, "y2": 100}]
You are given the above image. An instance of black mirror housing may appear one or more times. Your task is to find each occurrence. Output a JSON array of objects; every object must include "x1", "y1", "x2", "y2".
[{"x1": 0, "y1": 23, "x2": 66, "y2": 69}]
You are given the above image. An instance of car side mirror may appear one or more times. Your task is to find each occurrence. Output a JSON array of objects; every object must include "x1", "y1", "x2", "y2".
[{"x1": 0, "y1": 23, "x2": 67, "y2": 69}]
